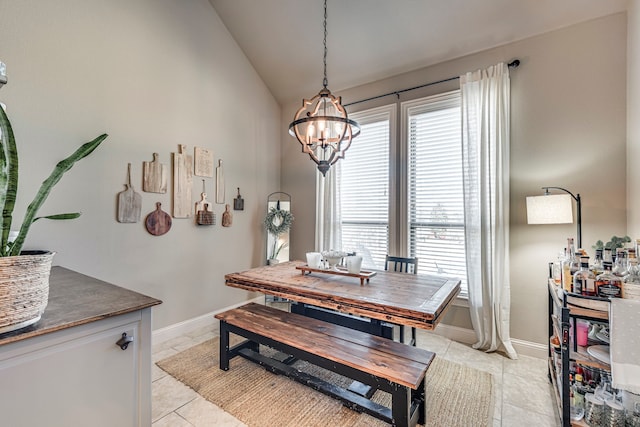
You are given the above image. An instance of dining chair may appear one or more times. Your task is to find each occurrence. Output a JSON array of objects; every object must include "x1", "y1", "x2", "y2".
[{"x1": 384, "y1": 255, "x2": 419, "y2": 346}]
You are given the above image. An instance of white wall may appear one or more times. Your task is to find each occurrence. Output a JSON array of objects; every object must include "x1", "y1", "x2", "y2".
[
  {"x1": 0, "y1": 0, "x2": 281, "y2": 329},
  {"x1": 281, "y1": 13, "x2": 628, "y2": 345}
]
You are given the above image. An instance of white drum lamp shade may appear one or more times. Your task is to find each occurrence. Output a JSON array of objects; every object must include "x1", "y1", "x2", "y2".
[{"x1": 526, "y1": 194, "x2": 573, "y2": 224}]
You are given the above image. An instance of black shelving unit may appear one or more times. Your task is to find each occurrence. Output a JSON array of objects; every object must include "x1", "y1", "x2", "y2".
[{"x1": 547, "y1": 279, "x2": 610, "y2": 427}]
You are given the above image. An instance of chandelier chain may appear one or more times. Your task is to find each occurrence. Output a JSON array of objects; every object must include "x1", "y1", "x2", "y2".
[{"x1": 322, "y1": 0, "x2": 328, "y2": 88}]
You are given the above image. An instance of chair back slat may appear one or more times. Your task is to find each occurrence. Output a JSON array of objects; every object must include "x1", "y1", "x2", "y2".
[{"x1": 385, "y1": 255, "x2": 418, "y2": 274}]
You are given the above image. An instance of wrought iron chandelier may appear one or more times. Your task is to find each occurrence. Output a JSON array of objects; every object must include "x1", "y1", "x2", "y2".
[{"x1": 288, "y1": 0, "x2": 360, "y2": 177}]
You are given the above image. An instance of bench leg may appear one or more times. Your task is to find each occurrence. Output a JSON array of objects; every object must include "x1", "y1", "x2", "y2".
[
  {"x1": 219, "y1": 320, "x2": 230, "y2": 371},
  {"x1": 416, "y1": 377, "x2": 426, "y2": 425},
  {"x1": 391, "y1": 384, "x2": 411, "y2": 427}
]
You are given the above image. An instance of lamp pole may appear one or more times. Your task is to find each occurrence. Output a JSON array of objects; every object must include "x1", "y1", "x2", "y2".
[{"x1": 542, "y1": 186, "x2": 582, "y2": 249}]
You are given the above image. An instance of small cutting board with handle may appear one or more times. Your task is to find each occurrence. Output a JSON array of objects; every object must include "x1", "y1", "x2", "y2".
[
  {"x1": 143, "y1": 153, "x2": 168, "y2": 193},
  {"x1": 233, "y1": 187, "x2": 244, "y2": 211},
  {"x1": 173, "y1": 144, "x2": 193, "y2": 218},
  {"x1": 117, "y1": 163, "x2": 142, "y2": 223},
  {"x1": 145, "y1": 202, "x2": 172, "y2": 236},
  {"x1": 216, "y1": 159, "x2": 225, "y2": 204}
]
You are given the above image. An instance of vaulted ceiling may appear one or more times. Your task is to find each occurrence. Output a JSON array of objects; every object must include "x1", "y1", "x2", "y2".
[{"x1": 209, "y1": 0, "x2": 628, "y2": 105}]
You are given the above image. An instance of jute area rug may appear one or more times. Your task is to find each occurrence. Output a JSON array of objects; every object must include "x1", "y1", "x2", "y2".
[{"x1": 157, "y1": 338, "x2": 493, "y2": 427}]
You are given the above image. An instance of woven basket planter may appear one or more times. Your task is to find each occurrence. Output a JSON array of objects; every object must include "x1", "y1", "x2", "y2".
[{"x1": 0, "y1": 250, "x2": 54, "y2": 334}]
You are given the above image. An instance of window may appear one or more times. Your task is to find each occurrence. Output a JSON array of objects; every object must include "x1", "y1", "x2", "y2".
[
  {"x1": 339, "y1": 105, "x2": 393, "y2": 269},
  {"x1": 333, "y1": 91, "x2": 468, "y2": 294},
  {"x1": 404, "y1": 92, "x2": 467, "y2": 290}
]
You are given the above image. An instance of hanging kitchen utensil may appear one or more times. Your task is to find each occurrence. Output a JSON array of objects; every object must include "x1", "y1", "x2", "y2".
[
  {"x1": 194, "y1": 146, "x2": 214, "y2": 177},
  {"x1": 222, "y1": 204, "x2": 233, "y2": 227},
  {"x1": 145, "y1": 202, "x2": 172, "y2": 236},
  {"x1": 234, "y1": 187, "x2": 244, "y2": 211},
  {"x1": 117, "y1": 163, "x2": 142, "y2": 223},
  {"x1": 196, "y1": 203, "x2": 214, "y2": 226},
  {"x1": 172, "y1": 144, "x2": 193, "y2": 218},
  {"x1": 195, "y1": 180, "x2": 215, "y2": 226},
  {"x1": 142, "y1": 152, "x2": 167, "y2": 193},
  {"x1": 216, "y1": 159, "x2": 225, "y2": 204}
]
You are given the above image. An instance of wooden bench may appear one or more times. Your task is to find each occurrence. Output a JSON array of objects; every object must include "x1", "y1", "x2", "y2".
[{"x1": 215, "y1": 303, "x2": 435, "y2": 427}]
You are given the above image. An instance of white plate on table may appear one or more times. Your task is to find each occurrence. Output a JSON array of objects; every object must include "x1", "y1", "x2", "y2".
[{"x1": 587, "y1": 345, "x2": 610, "y2": 364}]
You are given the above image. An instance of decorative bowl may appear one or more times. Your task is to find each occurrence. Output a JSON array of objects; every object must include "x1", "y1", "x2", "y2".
[{"x1": 321, "y1": 250, "x2": 348, "y2": 270}]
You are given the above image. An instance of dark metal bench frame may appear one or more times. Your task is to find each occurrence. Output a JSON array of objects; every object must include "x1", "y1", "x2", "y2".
[{"x1": 219, "y1": 315, "x2": 427, "y2": 427}]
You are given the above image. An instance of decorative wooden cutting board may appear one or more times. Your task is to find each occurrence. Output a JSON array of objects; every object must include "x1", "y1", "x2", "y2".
[
  {"x1": 194, "y1": 146, "x2": 214, "y2": 177},
  {"x1": 143, "y1": 153, "x2": 167, "y2": 193},
  {"x1": 216, "y1": 159, "x2": 225, "y2": 204},
  {"x1": 145, "y1": 202, "x2": 172, "y2": 236},
  {"x1": 117, "y1": 163, "x2": 142, "y2": 223},
  {"x1": 195, "y1": 182, "x2": 215, "y2": 225},
  {"x1": 172, "y1": 144, "x2": 193, "y2": 218},
  {"x1": 234, "y1": 187, "x2": 244, "y2": 211}
]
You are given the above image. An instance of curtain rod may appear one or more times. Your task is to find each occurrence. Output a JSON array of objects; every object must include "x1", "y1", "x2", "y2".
[{"x1": 344, "y1": 59, "x2": 520, "y2": 108}]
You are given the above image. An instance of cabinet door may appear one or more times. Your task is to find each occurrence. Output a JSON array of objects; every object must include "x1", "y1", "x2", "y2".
[{"x1": 0, "y1": 319, "x2": 140, "y2": 427}]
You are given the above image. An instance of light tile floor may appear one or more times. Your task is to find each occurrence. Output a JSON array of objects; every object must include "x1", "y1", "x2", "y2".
[{"x1": 151, "y1": 320, "x2": 561, "y2": 427}]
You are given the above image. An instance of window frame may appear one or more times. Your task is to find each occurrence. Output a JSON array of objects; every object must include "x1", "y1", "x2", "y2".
[
  {"x1": 347, "y1": 104, "x2": 397, "y2": 261},
  {"x1": 328, "y1": 90, "x2": 469, "y2": 297}
]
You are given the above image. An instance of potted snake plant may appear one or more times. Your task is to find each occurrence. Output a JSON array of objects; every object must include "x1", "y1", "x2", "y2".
[{"x1": 0, "y1": 103, "x2": 107, "y2": 333}]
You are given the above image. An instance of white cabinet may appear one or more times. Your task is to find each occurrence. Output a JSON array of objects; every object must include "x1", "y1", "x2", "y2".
[{"x1": 0, "y1": 267, "x2": 160, "y2": 427}]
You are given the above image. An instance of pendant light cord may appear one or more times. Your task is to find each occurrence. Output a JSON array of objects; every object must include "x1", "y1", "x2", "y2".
[{"x1": 322, "y1": 0, "x2": 328, "y2": 89}]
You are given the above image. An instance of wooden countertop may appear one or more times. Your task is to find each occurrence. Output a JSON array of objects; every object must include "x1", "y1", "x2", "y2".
[{"x1": 0, "y1": 266, "x2": 162, "y2": 346}]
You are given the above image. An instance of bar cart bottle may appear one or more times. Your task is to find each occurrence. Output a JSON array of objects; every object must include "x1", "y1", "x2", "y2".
[
  {"x1": 590, "y1": 248, "x2": 604, "y2": 277},
  {"x1": 562, "y1": 238, "x2": 577, "y2": 292},
  {"x1": 595, "y1": 261, "x2": 623, "y2": 298},
  {"x1": 573, "y1": 256, "x2": 595, "y2": 295}
]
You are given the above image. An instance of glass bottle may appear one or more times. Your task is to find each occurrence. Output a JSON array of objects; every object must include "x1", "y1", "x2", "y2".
[
  {"x1": 603, "y1": 248, "x2": 613, "y2": 264},
  {"x1": 590, "y1": 248, "x2": 604, "y2": 277},
  {"x1": 562, "y1": 238, "x2": 577, "y2": 292},
  {"x1": 573, "y1": 256, "x2": 595, "y2": 295},
  {"x1": 624, "y1": 257, "x2": 640, "y2": 286},
  {"x1": 552, "y1": 250, "x2": 565, "y2": 286},
  {"x1": 613, "y1": 248, "x2": 628, "y2": 277},
  {"x1": 628, "y1": 247, "x2": 636, "y2": 261},
  {"x1": 572, "y1": 373, "x2": 586, "y2": 414},
  {"x1": 595, "y1": 261, "x2": 623, "y2": 298},
  {"x1": 570, "y1": 252, "x2": 581, "y2": 283}
]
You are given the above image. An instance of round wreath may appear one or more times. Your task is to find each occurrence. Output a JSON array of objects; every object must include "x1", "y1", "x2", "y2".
[{"x1": 264, "y1": 207, "x2": 294, "y2": 235}]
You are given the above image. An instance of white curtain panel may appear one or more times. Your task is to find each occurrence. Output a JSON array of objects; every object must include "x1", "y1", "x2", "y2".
[
  {"x1": 315, "y1": 161, "x2": 343, "y2": 252},
  {"x1": 460, "y1": 62, "x2": 517, "y2": 359}
]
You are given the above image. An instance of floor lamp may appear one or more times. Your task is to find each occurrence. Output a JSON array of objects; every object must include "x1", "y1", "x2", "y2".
[{"x1": 526, "y1": 186, "x2": 582, "y2": 249}]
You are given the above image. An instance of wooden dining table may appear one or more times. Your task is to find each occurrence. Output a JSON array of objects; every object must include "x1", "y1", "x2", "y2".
[{"x1": 225, "y1": 260, "x2": 461, "y2": 331}]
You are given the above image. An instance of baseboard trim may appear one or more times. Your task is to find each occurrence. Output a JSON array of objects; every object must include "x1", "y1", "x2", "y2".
[
  {"x1": 433, "y1": 323, "x2": 477, "y2": 344},
  {"x1": 152, "y1": 296, "x2": 264, "y2": 345},
  {"x1": 510, "y1": 337, "x2": 548, "y2": 359},
  {"x1": 154, "y1": 299, "x2": 548, "y2": 359},
  {"x1": 434, "y1": 323, "x2": 547, "y2": 359}
]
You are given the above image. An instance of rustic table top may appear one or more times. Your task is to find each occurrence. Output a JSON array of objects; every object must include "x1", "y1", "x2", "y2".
[
  {"x1": 0, "y1": 266, "x2": 162, "y2": 346},
  {"x1": 225, "y1": 261, "x2": 460, "y2": 330}
]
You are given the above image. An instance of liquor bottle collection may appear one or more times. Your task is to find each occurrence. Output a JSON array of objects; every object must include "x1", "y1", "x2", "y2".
[
  {"x1": 552, "y1": 237, "x2": 640, "y2": 300},
  {"x1": 550, "y1": 237, "x2": 640, "y2": 425}
]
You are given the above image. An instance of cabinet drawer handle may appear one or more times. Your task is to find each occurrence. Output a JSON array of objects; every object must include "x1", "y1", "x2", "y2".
[{"x1": 116, "y1": 332, "x2": 134, "y2": 350}]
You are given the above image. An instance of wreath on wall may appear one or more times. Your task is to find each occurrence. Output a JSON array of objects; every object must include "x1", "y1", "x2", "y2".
[{"x1": 264, "y1": 207, "x2": 294, "y2": 236}]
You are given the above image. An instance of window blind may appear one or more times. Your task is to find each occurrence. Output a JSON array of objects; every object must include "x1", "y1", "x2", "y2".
[
  {"x1": 407, "y1": 91, "x2": 467, "y2": 292},
  {"x1": 340, "y1": 113, "x2": 390, "y2": 270}
]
